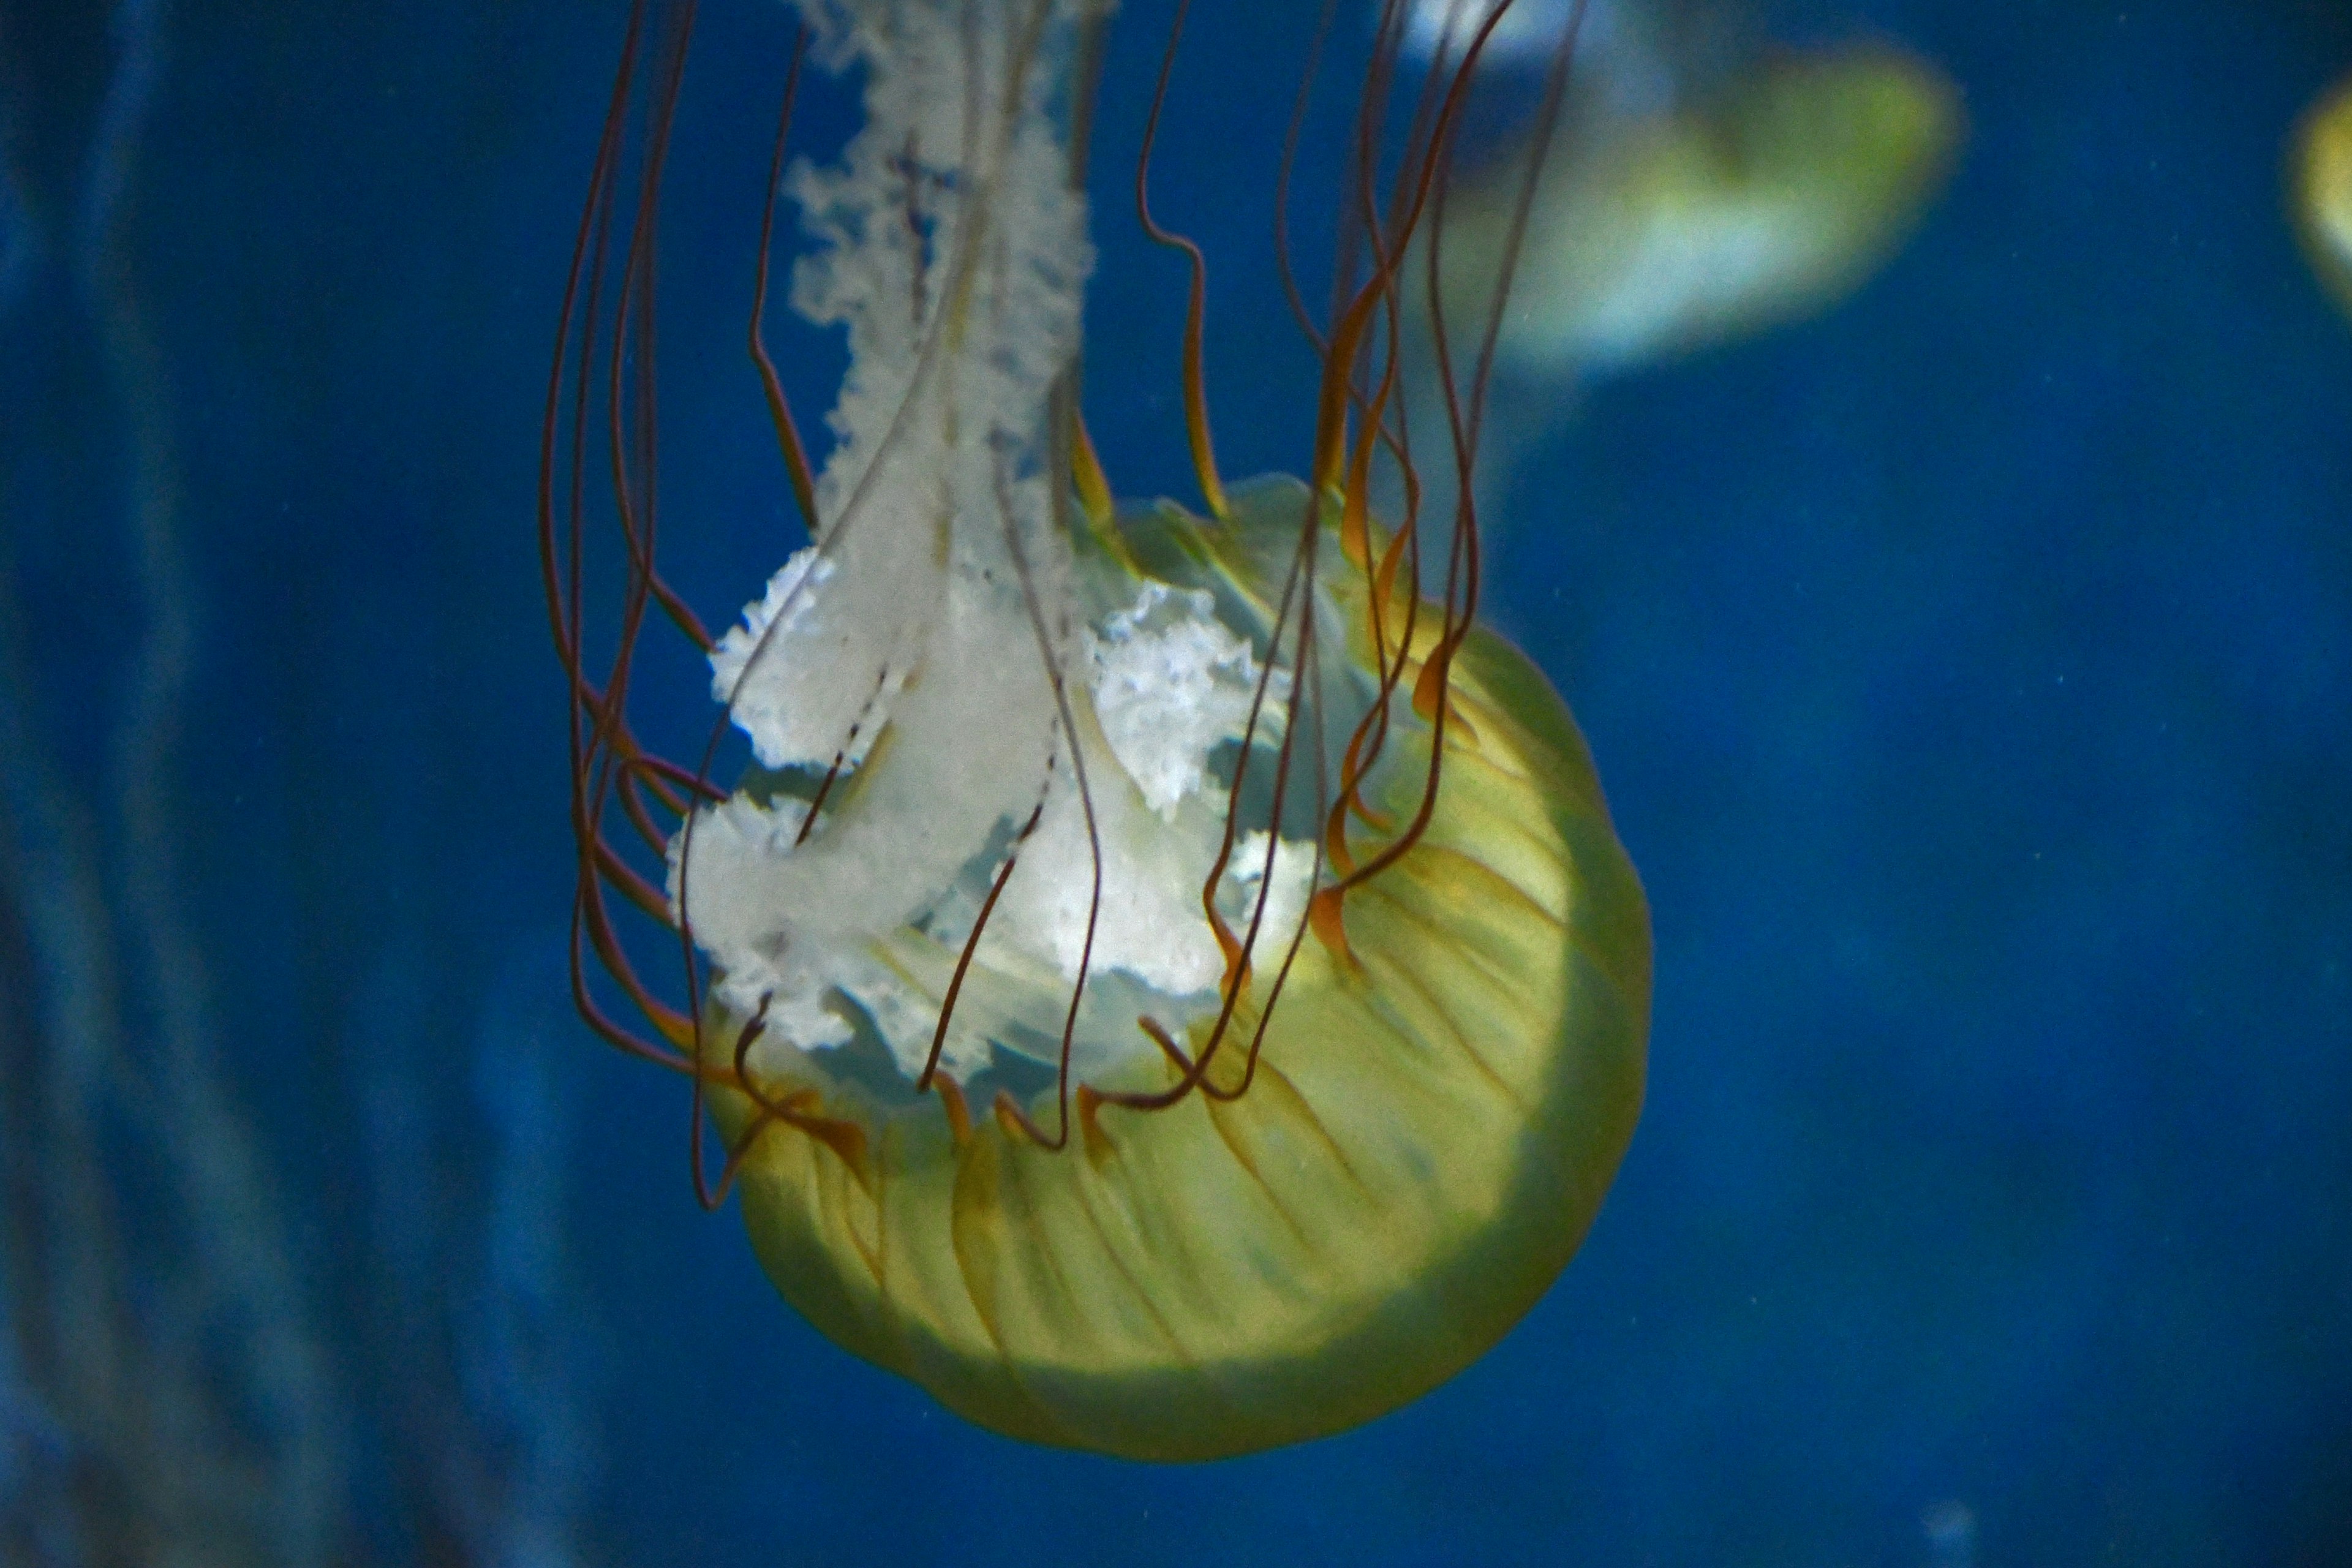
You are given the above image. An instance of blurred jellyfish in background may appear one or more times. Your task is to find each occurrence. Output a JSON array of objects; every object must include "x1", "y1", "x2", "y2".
[
  {"x1": 1398, "y1": 0, "x2": 1960, "y2": 519},
  {"x1": 2292, "y1": 70, "x2": 2352, "y2": 320},
  {"x1": 549, "y1": 0, "x2": 1648, "y2": 1462},
  {"x1": 0, "y1": 2, "x2": 600, "y2": 1559},
  {"x1": 1409, "y1": 0, "x2": 1961, "y2": 377}
]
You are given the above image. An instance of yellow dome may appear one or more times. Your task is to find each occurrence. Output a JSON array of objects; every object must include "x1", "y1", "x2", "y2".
[
  {"x1": 702, "y1": 479, "x2": 1649, "y2": 1461},
  {"x1": 2293, "y1": 74, "x2": 2352, "y2": 318}
]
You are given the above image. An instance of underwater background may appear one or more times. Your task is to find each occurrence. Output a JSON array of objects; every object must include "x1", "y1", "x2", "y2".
[{"x1": 3, "y1": 0, "x2": 2348, "y2": 1562}]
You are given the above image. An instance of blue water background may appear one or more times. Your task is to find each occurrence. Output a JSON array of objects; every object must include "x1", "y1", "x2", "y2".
[{"x1": 3, "y1": 0, "x2": 2347, "y2": 1561}]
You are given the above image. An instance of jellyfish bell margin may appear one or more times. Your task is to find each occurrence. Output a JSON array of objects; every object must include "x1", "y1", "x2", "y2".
[{"x1": 540, "y1": 0, "x2": 1649, "y2": 1463}]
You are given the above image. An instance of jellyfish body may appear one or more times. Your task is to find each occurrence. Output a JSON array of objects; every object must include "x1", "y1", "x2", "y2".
[
  {"x1": 695, "y1": 478, "x2": 1648, "y2": 1460},
  {"x1": 549, "y1": 0, "x2": 1647, "y2": 1461},
  {"x1": 2293, "y1": 73, "x2": 2352, "y2": 318},
  {"x1": 1433, "y1": 45, "x2": 1963, "y2": 379}
]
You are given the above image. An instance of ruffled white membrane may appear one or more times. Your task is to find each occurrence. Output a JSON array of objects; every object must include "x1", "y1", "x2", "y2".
[{"x1": 669, "y1": 0, "x2": 1313, "y2": 1088}]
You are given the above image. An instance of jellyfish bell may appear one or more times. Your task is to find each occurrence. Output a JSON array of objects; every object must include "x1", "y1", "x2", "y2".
[
  {"x1": 2292, "y1": 71, "x2": 2352, "y2": 320},
  {"x1": 543, "y1": 0, "x2": 1649, "y2": 1461},
  {"x1": 1430, "y1": 41, "x2": 1963, "y2": 381}
]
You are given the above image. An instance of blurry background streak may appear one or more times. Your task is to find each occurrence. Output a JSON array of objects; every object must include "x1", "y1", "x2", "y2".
[
  {"x1": 0, "y1": 1, "x2": 601, "y2": 1560},
  {"x1": 2, "y1": 0, "x2": 342, "y2": 1553}
]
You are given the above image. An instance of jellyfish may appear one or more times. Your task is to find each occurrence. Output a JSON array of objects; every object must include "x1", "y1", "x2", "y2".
[
  {"x1": 541, "y1": 0, "x2": 1649, "y2": 1461},
  {"x1": 1425, "y1": 39, "x2": 1964, "y2": 381},
  {"x1": 2293, "y1": 71, "x2": 2352, "y2": 319},
  {"x1": 1385, "y1": 2, "x2": 1959, "y2": 538}
]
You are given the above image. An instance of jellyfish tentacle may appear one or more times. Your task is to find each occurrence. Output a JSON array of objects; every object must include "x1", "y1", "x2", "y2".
[
  {"x1": 541, "y1": 0, "x2": 766, "y2": 1105},
  {"x1": 1191, "y1": 482, "x2": 1322, "y2": 1017},
  {"x1": 916, "y1": 794, "x2": 1047, "y2": 1093},
  {"x1": 1316, "y1": 0, "x2": 1580, "y2": 926},
  {"x1": 1104, "y1": 496, "x2": 1328, "y2": 1116},
  {"x1": 539, "y1": 0, "x2": 647, "y2": 673},
  {"x1": 1133, "y1": 0, "x2": 1228, "y2": 521},
  {"x1": 748, "y1": 26, "x2": 821, "y2": 535},
  {"x1": 994, "y1": 454, "x2": 1098, "y2": 1154},
  {"x1": 690, "y1": 992, "x2": 771, "y2": 1210},
  {"x1": 601, "y1": 0, "x2": 710, "y2": 656},
  {"x1": 696, "y1": 993, "x2": 882, "y2": 1210},
  {"x1": 1273, "y1": 0, "x2": 1344, "y2": 353},
  {"x1": 1301, "y1": 6, "x2": 1515, "y2": 950}
]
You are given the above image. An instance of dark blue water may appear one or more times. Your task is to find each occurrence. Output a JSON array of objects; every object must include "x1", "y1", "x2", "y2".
[{"x1": 3, "y1": 1, "x2": 2346, "y2": 1562}]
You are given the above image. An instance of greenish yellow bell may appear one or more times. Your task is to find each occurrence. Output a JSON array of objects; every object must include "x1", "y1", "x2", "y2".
[
  {"x1": 2293, "y1": 74, "x2": 2352, "y2": 318},
  {"x1": 705, "y1": 480, "x2": 1651, "y2": 1462}
]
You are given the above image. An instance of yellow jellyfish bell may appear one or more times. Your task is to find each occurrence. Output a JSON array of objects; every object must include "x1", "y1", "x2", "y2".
[
  {"x1": 543, "y1": 0, "x2": 1648, "y2": 1461},
  {"x1": 2292, "y1": 72, "x2": 2352, "y2": 318},
  {"x1": 1438, "y1": 44, "x2": 1964, "y2": 377}
]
